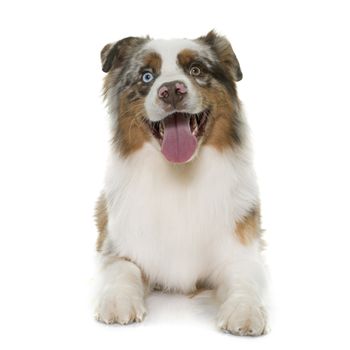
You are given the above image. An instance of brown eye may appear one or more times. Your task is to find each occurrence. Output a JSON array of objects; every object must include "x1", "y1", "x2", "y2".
[{"x1": 190, "y1": 66, "x2": 201, "y2": 76}]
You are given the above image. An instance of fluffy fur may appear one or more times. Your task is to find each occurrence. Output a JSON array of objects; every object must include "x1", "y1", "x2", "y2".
[{"x1": 94, "y1": 31, "x2": 268, "y2": 336}]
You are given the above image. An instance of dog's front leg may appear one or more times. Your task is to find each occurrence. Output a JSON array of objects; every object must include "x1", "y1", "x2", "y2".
[
  {"x1": 215, "y1": 242, "x2": 268, "y2": 336},
  {"x1": 94, "y1": 256, "x2": 147, "y2": 325}
]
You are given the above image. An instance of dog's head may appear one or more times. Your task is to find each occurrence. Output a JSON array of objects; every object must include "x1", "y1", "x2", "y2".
[{"x1": 102, "y1": 31, "x2": 243, "y2": 163}]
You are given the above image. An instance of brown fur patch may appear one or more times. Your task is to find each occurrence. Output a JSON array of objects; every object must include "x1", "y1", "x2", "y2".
[
  {"x1": 177, "y1": 49, "x2": 199, "y2": 67},
  {"x1": 235, "y1": 207, "x2": 262, "y2": 245},
  {"x1": 113, "y1": 89, "x2": 151, "y2": 157},
  {"x1": 201, "y1": 83, "x2": 241, "y2": 150},
  {"x1": 177, "y1": 48, "x2": 242, "y2": 151},
  {"x1": 104, "y1": 51, "x2": 162, "y2": 157},
  {"x1": 95, "y1": 192, "x2": 108, "y2": 252},
  {"x1": 142, "y1": 51, "x2": 162, "y2": 73}
]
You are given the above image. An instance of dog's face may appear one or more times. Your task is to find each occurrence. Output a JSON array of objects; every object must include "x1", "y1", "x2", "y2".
[{"x1": 102, "y1": 31, "x2": 243, "y2": 163}]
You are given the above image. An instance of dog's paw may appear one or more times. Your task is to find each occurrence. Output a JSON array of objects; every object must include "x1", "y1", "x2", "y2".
[
  {"x1": 217, "y1": 297, "x2": 267, "y2": 336},
  {"x1": 95, "y1": 290, "x2": 146, "y2": 325}
]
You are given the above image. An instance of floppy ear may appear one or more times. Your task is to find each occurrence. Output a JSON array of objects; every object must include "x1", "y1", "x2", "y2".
[
  {"x1": 100, "y1": 36, "x2": 148, "y2": 73},
  {"x1": 198, "y1": 30, "x2": 242, "y2": 81}
]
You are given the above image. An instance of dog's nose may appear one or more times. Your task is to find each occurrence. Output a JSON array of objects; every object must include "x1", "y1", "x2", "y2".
[{"x1": 158, "y1": 81, "x2": 187, "y2": 108}]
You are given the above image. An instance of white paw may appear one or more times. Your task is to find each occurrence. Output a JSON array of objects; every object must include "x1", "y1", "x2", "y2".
[
  {"x1": 95, "y1": 288, "x2": 146, "y2": 325},
  {"x1": 217, "y1": 297, "x2": 268, "y2": 336}
]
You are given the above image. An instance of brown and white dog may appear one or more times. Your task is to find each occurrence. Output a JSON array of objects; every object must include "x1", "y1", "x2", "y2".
[{"x1": 94, "y1": 31, "x2": 268, "y2": 336}]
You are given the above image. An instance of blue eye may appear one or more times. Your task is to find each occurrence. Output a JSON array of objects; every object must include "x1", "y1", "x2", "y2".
[{"x1": 142, "y1": 72, "x2": 154, "y2": 83}]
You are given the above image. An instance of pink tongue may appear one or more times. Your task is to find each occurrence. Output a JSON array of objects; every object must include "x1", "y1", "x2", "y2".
[{"x1": 161, "y1": 113, "x2": 197, "y2": 163}]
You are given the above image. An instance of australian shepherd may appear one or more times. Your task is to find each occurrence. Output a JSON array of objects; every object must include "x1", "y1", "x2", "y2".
[{"x1": 94, "y1": 31, "x2": 268, "y2": 336}]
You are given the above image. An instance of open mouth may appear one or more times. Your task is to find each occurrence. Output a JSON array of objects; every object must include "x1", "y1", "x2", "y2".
[{"x1": 147, "y1": 110, "x2": 210, "y2": 163}]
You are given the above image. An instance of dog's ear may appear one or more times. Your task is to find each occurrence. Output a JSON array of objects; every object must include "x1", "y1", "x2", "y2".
[
  {"x1": 101, "y1": 36, "x2": 148, "y2": 73},
  {"x1": 197, "y1": 30, "x2": 242, "y2": 81}
]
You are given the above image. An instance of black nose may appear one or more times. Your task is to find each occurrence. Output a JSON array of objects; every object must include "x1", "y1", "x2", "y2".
[{"x1": 158, "y1": 81, "x2": 188, "y2": 108}]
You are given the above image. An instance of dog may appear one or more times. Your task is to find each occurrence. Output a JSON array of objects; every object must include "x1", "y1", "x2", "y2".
[{"x1": 94, "y1": 31, "x2": 268, "y2": 336}]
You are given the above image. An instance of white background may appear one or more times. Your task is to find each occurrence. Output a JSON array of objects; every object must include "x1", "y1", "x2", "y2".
[{"x1": 1, "y1": 0, "x2": 350, "y2": 349}]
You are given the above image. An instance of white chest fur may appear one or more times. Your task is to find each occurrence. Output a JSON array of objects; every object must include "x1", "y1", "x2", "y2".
[{"x1": 103, "y1": 143, "x2": 259, "y2": 292}]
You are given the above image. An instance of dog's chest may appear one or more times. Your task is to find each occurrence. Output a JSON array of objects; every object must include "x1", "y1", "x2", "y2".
[{"x1": 105, "y1": 145, "x2": 257, "y2": 291}]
